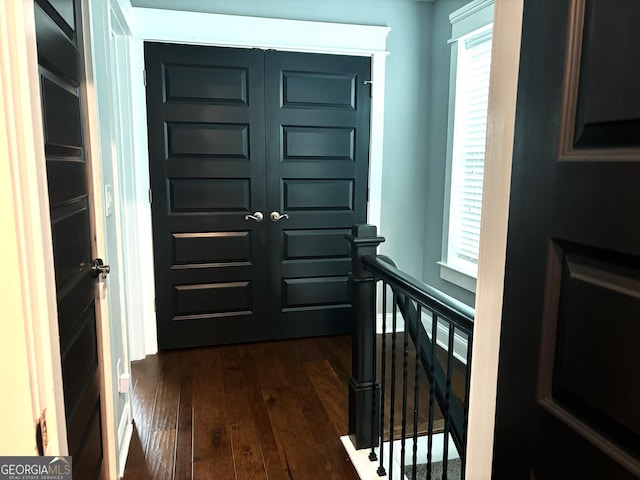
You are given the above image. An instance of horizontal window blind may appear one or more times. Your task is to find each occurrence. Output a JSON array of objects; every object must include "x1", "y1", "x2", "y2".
[{"x1": 448, "y1": 28, "x2": 492, "y2": 275}]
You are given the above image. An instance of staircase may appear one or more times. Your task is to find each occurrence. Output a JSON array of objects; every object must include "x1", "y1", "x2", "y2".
[{"x1": 344, "y1": 225, "x2": 474, "y2": 479}]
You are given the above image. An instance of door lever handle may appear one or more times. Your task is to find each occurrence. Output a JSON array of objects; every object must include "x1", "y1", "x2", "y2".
[
  {"x1": 270, "y1": 211, "x2": 289, "y2": 222},
  {"x1": 91, "y1": 258, "x2": 111, "y2": 279},
  {"x1": 244, "y1": 211, "x2": 264, "y2": 222}
]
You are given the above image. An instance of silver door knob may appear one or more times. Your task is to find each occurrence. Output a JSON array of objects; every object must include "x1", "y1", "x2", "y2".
[
  {"x1": 244, "y1": 211, "x2": 264, "y2": 222},
  {"x1": 270, "y1": 211, "x2": 289, "y2": 222},
  {"x1": 91, "y1": 258, "x2": 111, "y2": 279}
]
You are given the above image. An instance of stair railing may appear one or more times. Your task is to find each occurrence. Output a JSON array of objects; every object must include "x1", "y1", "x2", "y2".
[{"x1": 346, "y1": 224, "x2": 475, "y2": 479}]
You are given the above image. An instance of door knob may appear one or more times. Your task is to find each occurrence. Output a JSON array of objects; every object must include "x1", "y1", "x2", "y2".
[
  {"x1": 91, "y1": 258, "x2": 111, "y2": 279},
  {"x1": 270, "y1": 211, "x2": 289, "y2": 222},
  {"x1": 244, "y1": 211, "x2": 264, "y2": 222}
]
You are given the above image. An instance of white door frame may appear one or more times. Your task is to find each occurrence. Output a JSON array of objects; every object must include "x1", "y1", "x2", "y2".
[
  {"x1": 113, "y1": 3, "x2": 390, "y2": 357},
  {"x1": 465, "y1": 1, "x2": 524, "y2": 478},
  {"x1": 0, "y1": 1, "x2": 117, "y2": 476},
  {"x1": 0, "y1": 0, "x2": 66, "y2": 456}
]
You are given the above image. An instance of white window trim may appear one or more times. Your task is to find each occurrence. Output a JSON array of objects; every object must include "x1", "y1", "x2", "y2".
[
  {"x1": 440, "y1": 0, "x2": 494, "y2": 293},
  {"x1": 438, "y1": 261, "x2": 478, "y2": 292}
]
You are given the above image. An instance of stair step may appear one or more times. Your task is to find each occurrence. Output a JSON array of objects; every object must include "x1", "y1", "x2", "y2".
[{"x1": 404, "y1": 458, "x2": 462, "y2": 480}]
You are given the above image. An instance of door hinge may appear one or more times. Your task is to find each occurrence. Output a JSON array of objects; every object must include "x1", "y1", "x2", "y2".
[
  {"x1": 148, "y1": 188, "x2": 152, "y2": 203},
  {"x1": 36, "y1": 409, "x2": 48, "y2": 455},
  {"x1": 363, "y1": 80, "x2": 373, "y2": 97},
  {"x1": 143, "y1": 69, "x2": 147, "y2": 86}
]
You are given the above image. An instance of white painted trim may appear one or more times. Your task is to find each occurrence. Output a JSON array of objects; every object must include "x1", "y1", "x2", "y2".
[
  {"x1": 450, "y1": 0, "x2": 494, "y2": 24},
  {"x1": 0, "y1": 0, "x2": 66, "y2": 455},
  {"x1": 342, "y1": 436, "x2": 398, "y2": 480},
  {"x1": 450, "y1": 0, "x2": 494, "y2": 40},
  {"x1": 88, "y1": 0, "x2": 155, "y2": 362},
  {"x1": 122, "y1": 7, "x2": 389, "y2": 356},
  {"x1": 117, "y1": 402, "x2": 133, "y2": 479},
  {"x1": 82, "y1": 3, "x2": 119, "y2": 478},
  {"x1": 111, "y1": 0, "x2": 133, "y2": 34},
  {"x1": 465, "y1": 1, "x2": 523, "y2": 479},
  {"x1": 368, "y1": 52, "x2": 388, "y2": 231},
  {"x1": 129, "y1": 8, "x2": 390, "y2": 56},
  {"x1": 105, "y1": 15, "x2": 137, "y2": 474},
  {"x1": 438, "y1": 262, "x2": 476, "y2": 293},
  {"x1": 108, "y1": 1, "x2": 147, "y2": 369},
  {"x1": 421, "y1": 311, "x2": 469, "y2": 365},
  {"x1": 376, "y1": 313, "x2": 405, "y2": 335},
  {"x1": 129, "y1": 37, "x2": 158, "y2": 359}
]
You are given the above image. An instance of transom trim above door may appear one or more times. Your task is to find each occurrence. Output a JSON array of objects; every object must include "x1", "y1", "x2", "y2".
[{"x1": 128, "y1": 7, "x2": 390, "y2": 55}]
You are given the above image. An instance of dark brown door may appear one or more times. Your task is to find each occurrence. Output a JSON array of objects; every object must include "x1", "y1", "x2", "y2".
[
  {"x1": 493, "y1": 1, "x2": 640, "y2": 478},
  {"x1": 145, "y1": 44, "x2": 371, "y2": 349},
  {"x1": 35, "y1": 0, "x2": 105, "y2": 477}
]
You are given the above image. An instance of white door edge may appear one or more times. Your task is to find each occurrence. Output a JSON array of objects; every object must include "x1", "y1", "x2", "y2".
[{"x1": 0, "y1": 0, "x2": 67, "y2": 456}]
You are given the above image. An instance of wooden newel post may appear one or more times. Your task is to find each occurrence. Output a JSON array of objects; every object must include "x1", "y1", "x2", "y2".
[{"x1": 345, "y1": 224, "x2": 385, "y2": 450}]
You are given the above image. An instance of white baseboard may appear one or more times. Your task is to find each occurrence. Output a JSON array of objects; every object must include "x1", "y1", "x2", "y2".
[
  {"x1": 376, "y1": 311, "x2": 469, "y2": 365},
  {"x1": 117, "y1": 402, "x2": 133, "y2": 479},
  {"x1": 341, "y1": 434, "x2": 460, "y2": 480}
]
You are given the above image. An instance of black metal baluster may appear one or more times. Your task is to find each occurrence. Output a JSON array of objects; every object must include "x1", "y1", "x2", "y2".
[
  {"x1": 369, "y1": 279, "x2": 379, "y2": 463},
  {"x1": 461, "y1": 330, "x2": 473, "y2": 478},
  {"x1": 442, "y1": 323, "x2": 456, "y2": 480},
  {"x1": 376, "y1": 282, "x2": 388, "y2": 477},
  {"x1": 346, "y1": 245, "x2": 475, "y2": 480},
  {"x1": 426, "y1": 313, "x2": 437, "y2": 480},
  {"x1": 411, "y1": 304, "x2": 422, "y2": 480},
  {"x1": 389, "y1": 292, "x2": 398, "y2": 480},
  {"x1": 400, "y1": 296, "x2": 410, "y2": 475}
]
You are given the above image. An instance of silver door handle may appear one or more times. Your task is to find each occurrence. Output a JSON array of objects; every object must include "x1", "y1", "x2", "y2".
[
  {"x1": 244, "y1": 211, "x2": 264, "y2": 222},
  {"x1": 91, "y1": 258, "x2": 111, "y2": 279},
  {"x1": 270, "y1": 211, "x2": 289, "y2": 222}
]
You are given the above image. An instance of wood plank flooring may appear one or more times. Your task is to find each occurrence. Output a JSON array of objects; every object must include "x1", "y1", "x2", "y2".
[{"x1": 123, "y1": 335, "x2": 360, "y2": 480}]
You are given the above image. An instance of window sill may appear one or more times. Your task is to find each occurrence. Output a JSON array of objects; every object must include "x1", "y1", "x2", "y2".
[{"x1": 438, "y1": 261, "x2": 477, "y2": 293}]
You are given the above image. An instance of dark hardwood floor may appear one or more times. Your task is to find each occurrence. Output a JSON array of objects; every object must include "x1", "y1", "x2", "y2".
[
  {"x1": 123, "y1": 335, "x2": 360, "y2": 480},
  {"x1": 122, "y1": 333, "x2": 466, "y2": 479}
]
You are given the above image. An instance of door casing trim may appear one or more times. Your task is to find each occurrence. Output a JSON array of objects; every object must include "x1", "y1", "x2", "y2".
[
  {"x1": 0, "y1": 0, "x2": 66, "y2": 456},
  {"x1": 0, "y1": 3, "x2": 117, "y2": 477}
]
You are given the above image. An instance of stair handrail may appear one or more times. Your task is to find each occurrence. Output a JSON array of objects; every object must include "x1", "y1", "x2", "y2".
[
  {"x1": 346, "y1": 224, "x2": 475, "y2": 459},
  {"x1": 363, "y1": 255, "x2": 474, "y2": 333}
]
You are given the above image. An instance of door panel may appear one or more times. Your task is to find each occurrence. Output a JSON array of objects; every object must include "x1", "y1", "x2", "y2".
[
  {"x1": 35, "y1": 0, "x2": 104, "y2": 477},
  {"x1": 145, "y1": 44, "x2": 267, "y2": 349},
  {"x1": 494, "y1": 0, "x2": 640, "y2": 478},
  {"x1": 146, "y1": 44, "x2": 371, "y2": 348},
  {"x1": 265, "y1": 51, "x2": 371, "y2": 339}
]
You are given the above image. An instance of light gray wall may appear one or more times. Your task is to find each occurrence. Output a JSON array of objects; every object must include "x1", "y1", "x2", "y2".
[
  {"x1": 130, "y1": 0, "x2": 434, "y2": 279},
  {"x1": 422, "y1": 0, "x2": 476, "y2": 306}
]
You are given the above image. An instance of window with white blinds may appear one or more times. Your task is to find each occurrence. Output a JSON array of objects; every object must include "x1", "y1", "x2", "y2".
[{"x1": 440, "y1": 0, "x2": 493, "y2": 292}]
